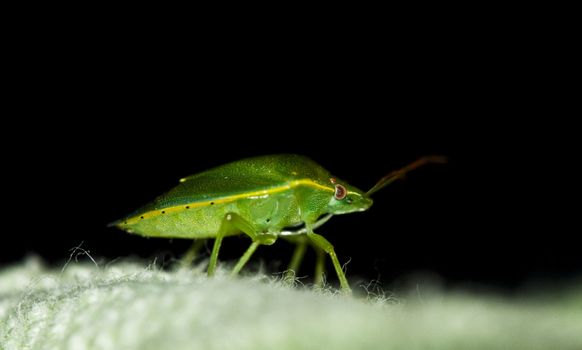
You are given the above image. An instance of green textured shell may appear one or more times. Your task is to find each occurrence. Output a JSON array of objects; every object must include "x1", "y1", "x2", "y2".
[{"x1": 113, "y1": 154, "x2": 333, "y2": 223}]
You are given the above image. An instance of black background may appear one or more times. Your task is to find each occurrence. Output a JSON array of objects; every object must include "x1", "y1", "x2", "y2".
[{"x1": 3, "y1": 15, "x2": 578, "y2": 292}]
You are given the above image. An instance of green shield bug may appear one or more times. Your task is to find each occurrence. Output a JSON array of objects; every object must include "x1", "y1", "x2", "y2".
[{"x1": 110, "y1": 154, "x2": 445, "y2": 294}]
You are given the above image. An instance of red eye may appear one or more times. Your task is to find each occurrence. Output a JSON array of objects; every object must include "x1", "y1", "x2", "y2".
[{"x1": 334, "y1": 184, "x2": 347, "y2": 200}]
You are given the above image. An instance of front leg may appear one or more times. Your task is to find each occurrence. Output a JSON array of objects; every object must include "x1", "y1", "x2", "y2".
[
  {"x1": 283, "y1": 236, "x2": 326, "y2": 287},
  {"x1": 306, "y1": 228, "x2": 352, "y2": 295}
]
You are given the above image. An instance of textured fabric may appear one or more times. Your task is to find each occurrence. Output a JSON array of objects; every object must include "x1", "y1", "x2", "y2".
[{"x1": 1, "y1": 257, "x2": 581, "y2": 350}]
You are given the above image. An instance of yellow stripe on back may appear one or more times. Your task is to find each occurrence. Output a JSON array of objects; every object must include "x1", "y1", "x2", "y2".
[{"x1": 123, "y1": 179, "x2": 333, "y2": 225}]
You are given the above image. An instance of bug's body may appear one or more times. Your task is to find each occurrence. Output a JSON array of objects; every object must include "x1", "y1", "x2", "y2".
[
  {"x1": 111, "y1": 154, "x2": 443, "y2": 294},
  {"x1": 113, "y1": 154, "x2": 371, "y2": 239}
]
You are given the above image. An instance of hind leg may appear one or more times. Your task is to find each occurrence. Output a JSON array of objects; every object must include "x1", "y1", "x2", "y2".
[{"x1": 178, "y1": 239, "x2": 206, "y2": 268}]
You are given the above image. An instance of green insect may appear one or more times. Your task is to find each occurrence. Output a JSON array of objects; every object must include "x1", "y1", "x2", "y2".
[{"x1": 110, "y1": 154, "x2": 444, "y2": 294}]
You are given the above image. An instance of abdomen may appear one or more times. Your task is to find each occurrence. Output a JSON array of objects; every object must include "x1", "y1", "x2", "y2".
[
  {"x1": 118, "y1": 203, "x2": 235, "y2": 239},
  {"x1": 117, "y1": 189, "x2": 302, "y2": 239}
]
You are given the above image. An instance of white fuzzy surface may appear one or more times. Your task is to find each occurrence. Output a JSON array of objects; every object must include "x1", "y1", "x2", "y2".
[{"x1": 1, "y1": 257, "x2": 581, "y2": 350}]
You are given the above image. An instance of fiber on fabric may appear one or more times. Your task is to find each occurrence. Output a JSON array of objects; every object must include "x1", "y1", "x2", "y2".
[{"x1": 1, "y1": 257, "x2": 581, "y2": 350}]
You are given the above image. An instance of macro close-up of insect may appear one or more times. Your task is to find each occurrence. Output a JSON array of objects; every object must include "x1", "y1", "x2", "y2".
[
  {"x1": 110, "y1": 154, "x2": 445, "y2": 293},
  {"x1": 4, "y1": 28, "x2": 582, "y2": 349}
]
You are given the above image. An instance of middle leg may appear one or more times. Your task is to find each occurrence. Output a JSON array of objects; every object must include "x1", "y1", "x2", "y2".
[{"x1": 208, "y1": 212, "x2": 275, "y2": 277}]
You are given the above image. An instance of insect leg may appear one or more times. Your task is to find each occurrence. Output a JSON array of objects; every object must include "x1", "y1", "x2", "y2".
[
  {"x1": 282, "y1": 236, "x2": 308, "y2": 281},
  {"x1": 283, "y1": 235, "x2": 328, "y2": 287},
  {"x1": 230, "y1": 241, "x2": 261, "y2": 276},
  {"x1": 208, "y1": 214, "x2": 236, "y2": 276},
  {"x1": 307, "y1": 230, "x2": 352, "y2": 294},
  {"x1": 288, "y1": 239, "x2": 308, "y2": 273},
  {"x1": 207, "y1": 212, "x2": 272, "y2": 277},
  {"x1": 227, "y1": 213, "x2": 278, "y2": 276},
  {"x1": 313, "y1": 246, "x2": 325, "y2": 287},
  {"x1": 178, "y1": 239, "x2": 206, "y2": 269}
]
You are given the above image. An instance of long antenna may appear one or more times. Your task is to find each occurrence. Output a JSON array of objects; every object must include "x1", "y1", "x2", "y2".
[{"x1": 366, "y1": 155, "x2": 447, "y2": 196}]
